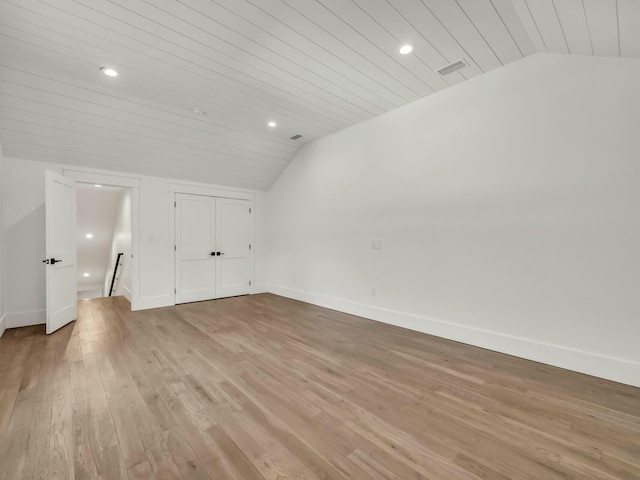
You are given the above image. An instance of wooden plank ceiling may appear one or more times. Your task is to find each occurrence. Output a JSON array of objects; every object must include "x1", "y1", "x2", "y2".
[
  {"x1": 0, "y1": 0, "x2": 637, "y2": 190},
  {"x1": 512, "y1": 0, "x2": 639, "y2": 58}
]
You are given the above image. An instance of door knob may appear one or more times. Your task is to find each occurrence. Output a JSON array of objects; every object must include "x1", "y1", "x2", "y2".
[
  {"x1": 209, "y1": 252, "x2": 216, "y2": 256},
  {"x1": 50, "y1": 258, "x2": 62, "y2": 264}
]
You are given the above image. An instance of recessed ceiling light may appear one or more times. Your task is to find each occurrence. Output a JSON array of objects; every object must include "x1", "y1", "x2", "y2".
[
  {"x1": 100, "y1": 67, "x2": 118, "y2": 77},
  {"x1": 268, "y1": 121, "x2": 277, "y2": 127},
  {"x1": 399, "y1": 44, "x2": 414, "y2": 55},
  {"x1": 94, "y1": 184, "x2": 102, "y2": 188},
  {"x1": 83, "y1": 272, "x2": 90, "y2": 277},
  {"x1": 192, "y1": 107, "x2": 206, "y2": 115},
  {"x1": 86, "y1": 233, "x2": 94, "y2": 239}
]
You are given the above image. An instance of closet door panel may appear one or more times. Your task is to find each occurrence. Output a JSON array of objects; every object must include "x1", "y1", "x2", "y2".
[
  {"x1": 216, "y1": 198, "x2": 252, "y2": 298},
  {"x1": 175, "y1": 193, "x2": 216, "y2": 303}
]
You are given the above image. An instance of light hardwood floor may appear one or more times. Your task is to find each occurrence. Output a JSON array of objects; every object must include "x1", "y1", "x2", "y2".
[{"x1": 0, "y1": 294, "x2": 638, "y2": 479}]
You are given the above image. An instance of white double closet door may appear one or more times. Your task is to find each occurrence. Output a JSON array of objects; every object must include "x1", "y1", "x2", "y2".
[{"x1": 175, "y1": 193, "x2": 252, "y2": 304}]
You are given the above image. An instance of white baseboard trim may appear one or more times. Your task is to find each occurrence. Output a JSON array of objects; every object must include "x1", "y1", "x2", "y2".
[
  {"x1": 6, "y1": 309, "x2": 46, "y2": 329},
  {"x1": 267, "y1": 284, "x2": 640, "y2": 388},
  {"x1": 0, "y1": 314, "x2": 6, "y2": 338},
  {"x1": 133, "y1": 294, "x2": 174, "y2": 311},
  {"x1": 122, "y1": 285, "x2": 132, "y2": 302}
]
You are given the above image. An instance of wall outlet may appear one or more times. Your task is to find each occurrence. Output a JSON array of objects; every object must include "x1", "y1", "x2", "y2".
[{"x1": 371, "y1": 240, "x2": 382, "y2": 249}]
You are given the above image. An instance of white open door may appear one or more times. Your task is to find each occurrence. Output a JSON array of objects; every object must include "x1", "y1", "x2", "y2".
[
  {"x1": 175, "y1": 193, "x2": 216, "y2": 304},
  {"x1": 45, "y1": 171, "x2": 77, "y2": 334},
  {"x1": 216, "y1": 198, "x2": 252, "y2": 299}
]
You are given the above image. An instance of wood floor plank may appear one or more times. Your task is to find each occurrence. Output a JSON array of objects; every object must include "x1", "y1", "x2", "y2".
[
  {"x1": 0, "y1": 329, "x2": 44, "y2": 479},
  {"x1": 84, "y1": 355, "x2": 119, "y2": 474},
  {"x1": 165, "y1": 429, "x2": 210, "y2": 480},
  {"x1": 128, "y1": 460, "x2": 157, "y2": 480},
  {"x1": 0, "y1": 294, "x2": 638, "y2": 479},
  {"x1": 0, "y1": 327, "x2": 36, "y2": 446},
  {"x1": 29, "y1": 331, "x2": 59, "y2": 480},
  {"x1": 70, "y1": 360, "x2": 100, "y2": 479},
  {"x1": 100, "y1": 443, "x2": 129, "y2": 480},
  {"x1": 206, "y1": 424, "x2": 265, "y2": 480},
  {"x1": 48, "y1": 361, "x2": 74, "y2": 480},
  {"x1": 145, "y1": 430, "x2": 182, "y2": 480},
  {"x1": 106, "y1": 392, "x2": 147, "y2": 469}
]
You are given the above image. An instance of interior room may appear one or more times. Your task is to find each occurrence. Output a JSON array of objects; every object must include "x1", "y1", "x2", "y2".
[
  {"x1": 0, "y1": 1, "x2": 638, "y2": 479},
  {"x1": 76, "y1": 183, "x2": 132, "y2": 301}
]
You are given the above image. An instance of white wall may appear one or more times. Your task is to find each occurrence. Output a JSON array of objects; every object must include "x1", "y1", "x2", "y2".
[
  {"x1": 103, "y1": 189, "x2": 132, "y2": 300},
  {"x1": 267, "y1": 54, "x2": 640, "y2": 387},
  {"x1": 2, "y1": 159, "x2": 58, "y2": 328},
  {"x1": 0, "y1": 142, "x2": 5, "y2": 337},
  {"x1": 1, "y1": 157, "x2": 268, "y2": 325}
]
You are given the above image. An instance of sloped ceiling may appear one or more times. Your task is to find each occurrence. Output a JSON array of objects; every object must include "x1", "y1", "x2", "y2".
[
  {"x1": 512, "y1": 0, "x2": 639, "y2": 57},
  {"x1": 0, "y1": 0, "x2": 637, "y2": 190}
]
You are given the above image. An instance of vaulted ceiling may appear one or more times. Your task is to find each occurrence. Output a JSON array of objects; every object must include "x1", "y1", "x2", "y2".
[{"x1": 0, "y1": 0, "x2": 637, "y2": 190}]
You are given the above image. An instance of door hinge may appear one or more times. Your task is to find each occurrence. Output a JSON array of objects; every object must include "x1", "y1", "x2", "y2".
[
  {"x1": 249, "y1": 280, "x2": 252, "y2": 286},
  {"x1": 249, "y1": 207, "x2": 252, "y2": 213},
  {"x1": 174, "y1": 201, "x2": 177, "y2": 207},
  {"x1": 174, "y1": 288, "x2": 176, "y2": 294},
  {"x1": 174, "y1": 245, "x2": 176, "y2": 251},
  {"x1": 249, "y1": 244, "x2": 252, "y2": 250}
]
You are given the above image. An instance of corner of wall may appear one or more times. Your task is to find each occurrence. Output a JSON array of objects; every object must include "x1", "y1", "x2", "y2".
[{"x1": 0, "y1": 141, "x2": 5, "y2": 337}]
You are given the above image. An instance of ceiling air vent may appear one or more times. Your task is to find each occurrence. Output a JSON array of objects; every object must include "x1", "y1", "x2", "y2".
[
  {"x1": 290, "y1": 134, "x2": 303, "y2": 140},
  {"x1": 437, "y1": 59, "x2": 466, "y2": 76}
]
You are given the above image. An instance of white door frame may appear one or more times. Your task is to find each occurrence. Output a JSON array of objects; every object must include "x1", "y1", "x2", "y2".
[{"x1": 63, "y1": 170, "x2": 141, "y2": 310}]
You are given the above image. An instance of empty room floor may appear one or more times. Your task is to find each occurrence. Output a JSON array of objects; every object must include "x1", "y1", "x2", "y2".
[{"x1": 0, "y1": 295, "x2": 638, "y2": 479}]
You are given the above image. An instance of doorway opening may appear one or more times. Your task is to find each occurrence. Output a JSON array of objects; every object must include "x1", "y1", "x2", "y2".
[{"x1": 76, "y1": 183, "x2": 132, "y2": 306}]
